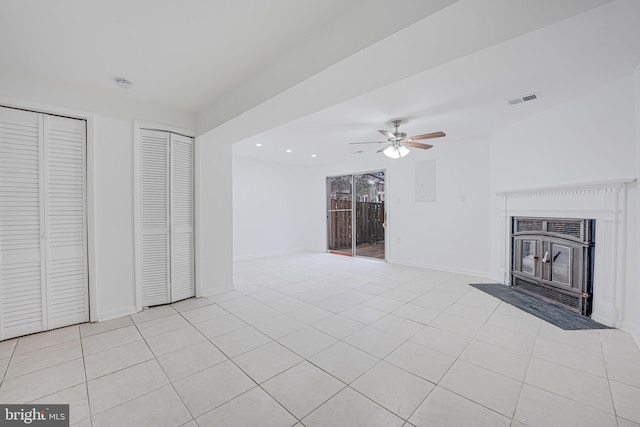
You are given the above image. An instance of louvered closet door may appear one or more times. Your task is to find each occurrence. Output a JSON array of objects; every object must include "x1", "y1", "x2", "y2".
[
  {"x1": 0, "y1": 108, "x2": 46, "y2": 339},
  {"x1": 0, "y1": 107, "x2": 88, "y2": 340},
  {"x1": 169, "y1": 134, "x2": 194, "y2": 302},
  {"x1": 140, "y1": 130, "x2": 171, "y2": 306},
  {"x1": 44, "y1": 115, "x2": 89, "y2": 328}
]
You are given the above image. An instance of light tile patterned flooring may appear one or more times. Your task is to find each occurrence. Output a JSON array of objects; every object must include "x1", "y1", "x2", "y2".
[{"x1": 1, "y1": 252, "x2": 639, "y2": 426}]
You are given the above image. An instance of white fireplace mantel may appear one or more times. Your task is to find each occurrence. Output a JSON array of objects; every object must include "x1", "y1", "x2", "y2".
[{"x1": 494, "y1": 178, "x2": 636, "y2": 327}]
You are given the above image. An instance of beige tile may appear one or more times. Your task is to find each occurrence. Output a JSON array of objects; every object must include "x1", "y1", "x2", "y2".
[
  {"x1": 80, "y1": 316, "x2": 133, "y2": 337},
  {"x1": 171, "y1": 296, "x2": 215, "y2": 312},
  {"x1": 460, "y1": 339, "x2": 530, "y2": 381},
  {"x1": 87, "y1": 360, "x2": 169, "y2": 414},
  {"x1": 312, "y1": 315, "x2": 365, "y2": 339},
  {"x1": 30, "y1": 383, "x2": 90, "y2": 425},
  {"x1": 341, "y1": 305, "x2": 387, "y2": 324},
  {"x1": 263, "y1": 294, "x2": 308, "y2": 313},
  {"x1": 263, "y1": 361, "x2": 345, "y2": 419},
  {"x1": 5, "y1": 339, "x2": 82, "y2": 379},
  {"x1": 393, "y1": 304, "x2": 440, "y2": 325},
  {"x1": 352, "y1": 361, "x2": 435, "y2": 419},
  {"x1": 385, "y1": 340, "x2": 455, "y2": 383},
  {"x1": 410, "y1": 326, "x2": 471, "y2": 357},
  {"x1": 252, "y1": 314, "x2": 305, "y2": 339},
  {"x1": 409, "y1": 386, "x2": 510, "y2": 427},
  {"x1": 14, "y1": 325, "x2": 79, "y2": 355},
  {"x1": 618, "y1": 418, "x2": 640, "y2": 427},
  {"x1": 514, "y1": 385, "x2": 616, "y2": 427},
  {"x1": 196, "y1": 387, "x2": 296, "y2": 427},
  {"x1": 233, "y1": 341, "x2": 302, "y2": 384},
  {"x1": 440, "y1": 360, "x2": 521, "y2": 418},
  {"x1": 303, "y1": 387, "x2": 404, "y2": 427},
  {"x1": 135, "y1": 314, "x2": 190, "y2": 338},
  {"x1": 0, "y1": 339, "x2": 16, "y2": 359},
  {"x1": 233, "y1": 304, "x2": 280, "y2": 324},
  {"x1": 210, "y1": 326, "x2": 271, "y2": 358},
  {"x1": 173, "y1": 360, "x2": 254, "y2": 418},
  {"x1": 0, "y1": 359, "x2": 85, "y2": 403},
  {"x1": 92, "y1": 385, "x2": 191, "y2": 427},
  {"x1": 363, "y1": 296, "x2": 405, "y2": 313},
  {"x1": 71, "y1": 418, "x2": 92, "y2": 427},
  {"x1": 487, "y1": 312, "x2": 541, "y2": 336},
  {"x1": 475, "y1": 324, "x2": 536, "y2": 355},
  {"x1": 130, "y1": 305, "x2": 177, "y2": 324},
  {"x1": 344, "y1": 326, "x2": 405, "y2": 358},
  {"x1": 525, "y1": 357, "x2": 614, "y2": 414},
  {"x1": 278, "y1": 326, "x2": 337, "y2": 358},
  {"x1": 444, "y1": 303, "x2": 493, "y2": 323},
  {"x1": 81, "y1": 325, "x2": 142, "y2": 355},
  {"x1": 157, "y1": 341, "x2": 227, "y2": 381},
  {"x1": 602, "y1": 337, "x2": 640, "y2": 387},
  {"x1": 610, "y1": 380, "x2": 640, "y2": 424},
  {"x1": 179, "y1": 304, "x2": 227, "y2": 324},
  {"x1": 308, "y1": 341, "x2": 378, "y2": 384},
  {"x1": 0, "y1": 357, "x2": 9, "y2": 379},
  {"x1": 145, "y1": 325, "x2": 206, "y2": 357},
  {"x1": 216, "y1": 296, "x2": 260, "y2": 313},
  {"x1": 287, "y1": 305, "x2": 334, "y2": 324},
  {"x1": 85, "y1": 339, "x2": 154, "y2": 380},
  {"x1": 316, "y1": 296, "x2": 360, "y2": 313},
  {"x1": 533, "y1": 337, "x2": 606, "y2": 377},
  {"x1": 429, "y1": 313, "x2": 483, "y2": 338},
  {"x1": 371, "y1": 315, "x2": 423, "y2": 339},
  {"x1": 195, "y1": 313, "x2": 248, "y2": 338}
]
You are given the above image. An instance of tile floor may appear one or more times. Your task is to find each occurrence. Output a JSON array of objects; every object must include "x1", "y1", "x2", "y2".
[{"x1": 1, "y1": 252, "x2": 639, "y2": 426}]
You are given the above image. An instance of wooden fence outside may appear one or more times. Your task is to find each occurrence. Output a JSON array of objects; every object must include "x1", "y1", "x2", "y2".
[{"x1": 328, "y1": 199, "x2": 385, "y2": 251}]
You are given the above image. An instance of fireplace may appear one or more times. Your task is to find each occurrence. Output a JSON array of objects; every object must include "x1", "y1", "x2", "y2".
[{"x1": 511, "y1": 217, "x2": 595, "y2": 315}]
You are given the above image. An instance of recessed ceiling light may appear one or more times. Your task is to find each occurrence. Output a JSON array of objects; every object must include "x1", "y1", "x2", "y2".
[
  {"x1": 286, "y1": 149, "x2": 292, "y2": 153},
  {"x1": 311, "y1": 154, "x2": 317, "y2": 158},
  {"x1": 115, "y1": 78, "x2": 134, "y2": 89},
  {"x1": 256, "y1": 143, "x2": 262, "y2": 147}
]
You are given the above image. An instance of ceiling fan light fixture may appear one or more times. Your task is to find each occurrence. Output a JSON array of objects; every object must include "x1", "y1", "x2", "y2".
[{"x1": 383, "y1": 145, "x2": 410, "y2": 159}]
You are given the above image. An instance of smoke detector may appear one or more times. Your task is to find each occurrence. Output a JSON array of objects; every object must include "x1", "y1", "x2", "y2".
[
  {"x1": 115, "y1": 78, "x2": 134, "y2": 89},
  {"x1": 507, "y1": 93, "x2": 538, "y2": 106}
]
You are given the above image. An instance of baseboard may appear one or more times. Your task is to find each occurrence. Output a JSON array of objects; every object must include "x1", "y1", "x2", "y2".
[
  {"x1": 95, "y1": 305, "x2": 138, "y2": 322},
  {"x1": 389, "y1": 258, "x2": 490, "y2": 279},
  {"x1": 233, "y1": 248, "x2": 303, "y2": 262},
  {"x1": 621, "y1": 320, "x2": 640, "y2": 350}
]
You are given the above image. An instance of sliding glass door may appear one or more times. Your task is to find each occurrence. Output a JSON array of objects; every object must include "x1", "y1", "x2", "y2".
[{"x1": 326, "y1": 171, "x2": 385, "y2": 260}]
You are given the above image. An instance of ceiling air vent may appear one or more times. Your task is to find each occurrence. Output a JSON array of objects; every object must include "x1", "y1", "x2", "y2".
[{"x1": 507, "y1": 93, "x2": 538, "y2": 106}]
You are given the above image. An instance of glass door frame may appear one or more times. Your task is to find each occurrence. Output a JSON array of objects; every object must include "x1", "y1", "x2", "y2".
[{"x1": 326, "y1": 169, "x2": 387, "y2": 261}]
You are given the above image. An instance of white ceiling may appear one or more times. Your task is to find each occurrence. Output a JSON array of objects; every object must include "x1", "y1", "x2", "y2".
[
  {"x1": 2, "y1": 0, "x2": 639, "y2": 166},
  {"x1": 232, "y1": 0, "x2": 640, "y2": 165}
]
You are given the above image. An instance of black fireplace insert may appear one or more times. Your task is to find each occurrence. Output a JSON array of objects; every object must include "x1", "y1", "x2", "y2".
[{"x1": 511, "y1": 217, "x2": 595, "y2": 316}]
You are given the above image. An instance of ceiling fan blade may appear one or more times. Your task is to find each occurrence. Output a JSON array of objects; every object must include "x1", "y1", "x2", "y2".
[
  {"x1": 405, "y1": 141, "x2": 434, "y2": 150},
  {"x1": 379, "y1": 130, "x2": 396, "y2": 140},
  {"x1": 408, "y1": 131, "x2": 446, "y2": 141},
  {"x1": 348, "y1": 141, "x2": 387, "y2": 145},
  {"x1": 376, "y1": 144, "x2": 392, "y2": 153}
]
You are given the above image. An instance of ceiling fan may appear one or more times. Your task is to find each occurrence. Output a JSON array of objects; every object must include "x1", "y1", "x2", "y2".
[{"x1": 349, "y1": 119, "x2": 445, "y2": 159}]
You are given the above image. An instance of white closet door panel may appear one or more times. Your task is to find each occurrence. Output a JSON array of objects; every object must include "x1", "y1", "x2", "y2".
[
  {"x1": 140, "y1": 130, "x2": 170, "y2": 306},
  {"x1": 0, "y1": 107, "x2": 44, "y2": 339},
  {"x1": 44, "y1": 115, "x2": 88, "y2": 328},
  {"x1": 169, "y1": 134, "x2": 194, "y2": 302}
]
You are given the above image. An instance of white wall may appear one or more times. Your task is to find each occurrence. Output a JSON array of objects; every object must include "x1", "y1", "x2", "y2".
[
  {"x1": 232, "y1": 157, "x2": 311, "y2": 260},
  {"x1": 197, "y1": 137, "x2": 234, "y2": 296},
  {"x1": 627, "y1": 63, "x2": 640, "y2": 345},
  {"x1": 302, "y1": 137, "x2": 492, "y2": 276},
  {"x1": 0, "y1": 72, "x2": 196, "y2": 321},
  {"x1": 489, "y1": 75, "x2": 639, "y2": 343}
]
